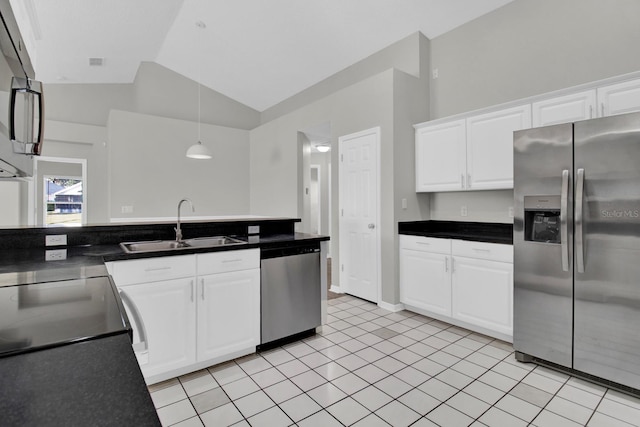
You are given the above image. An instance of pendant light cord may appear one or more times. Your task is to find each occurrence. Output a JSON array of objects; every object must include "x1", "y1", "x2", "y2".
[{"x1": 196, "y1": 21, "x2": 206, "y2": 143}]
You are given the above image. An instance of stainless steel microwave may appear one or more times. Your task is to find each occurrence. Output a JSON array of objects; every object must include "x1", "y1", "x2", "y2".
[{"x1": 0, "y1": 0, "x2": 43, "y2": 178}]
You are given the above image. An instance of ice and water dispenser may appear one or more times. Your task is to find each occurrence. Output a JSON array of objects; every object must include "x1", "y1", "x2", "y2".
[{"x1": 524, "y1": 195, "x2": 561, "y2": 244}]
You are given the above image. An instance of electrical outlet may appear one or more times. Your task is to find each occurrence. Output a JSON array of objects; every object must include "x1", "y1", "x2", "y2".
[
  {"x1": 45, "y1": 234, "x2": 67, "y2": 246},
  {"x1": 45, "y1": 249, "x2": 67, "y2": 261},
  {"x1": 461, "y1": 205, "x2": 468, "y2": 217},
  {"x1": 401, "y1": 198, "x2": 407, "y2": 210},
  {"x1": 432, "y1": 68, "x2": 439, "y2": 79},
  {"x1": 508, "y1": 207, "x2": 514, "y2": 218}
]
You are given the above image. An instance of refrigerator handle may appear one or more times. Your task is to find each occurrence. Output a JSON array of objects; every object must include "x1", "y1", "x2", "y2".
[
  {"x1": 576, "y1": 168, "x2": 585, "y2": 273},
  {"x1": 560, "y1": 169, "x2": 569, "y2": 272}
]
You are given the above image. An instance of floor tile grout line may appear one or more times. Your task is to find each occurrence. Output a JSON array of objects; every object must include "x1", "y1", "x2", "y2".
[{"x1": 152, "y1": 295, "x2": 640, "y2": 427}]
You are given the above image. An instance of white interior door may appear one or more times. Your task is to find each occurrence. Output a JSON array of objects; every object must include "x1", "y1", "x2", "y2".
[{"x1": 338, "y1": 127, "x2": 380, "y2": 303}]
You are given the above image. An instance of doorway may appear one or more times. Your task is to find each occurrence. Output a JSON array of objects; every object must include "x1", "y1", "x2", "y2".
[{"x1": 33, "y1": 157, "x2": 87, "y2": 226}]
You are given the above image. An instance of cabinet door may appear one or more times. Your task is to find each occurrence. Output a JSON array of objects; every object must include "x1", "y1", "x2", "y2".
[
  {"x1": 400, "y1": 248, "x2": 451, "y2": 316},
  {"x1": 598, "y1": 78, "x2": 640, "y2": 117},
  {"x1": 415, "y1": 119, "x2": 466, "y2": 192},
  {"x1": 197, "y1": 269, "x2": 260, "y2": 361},
  {"x1": 466, "y1": 105, "x2": 531, "y2": 190},
  {"x1": 120, "y1": 278, "x2": 196, "y2": 378},
  {"x1": 532, "y1": 90, "x2": 596, "y2": 127},
  {"x1": 451, "y1": 257, "x2": 513, "y2": 337}
]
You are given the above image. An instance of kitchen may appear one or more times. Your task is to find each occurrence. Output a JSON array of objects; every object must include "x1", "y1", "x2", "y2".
[{"x1": 2, "y1": 0, "x2": 640, "y2": 426}]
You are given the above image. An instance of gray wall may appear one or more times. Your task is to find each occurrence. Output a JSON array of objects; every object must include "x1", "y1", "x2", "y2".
[
  {"x1": 427, "y1": 0, "x2": 640, "y2": 223},
  {"x1": 133, "y1": 62, "x2": 260, "y2": 131},
  {"x1": 43, "y1": 62, "x2": 260, "y2": 130},
  {"x1": 430, "y1": 0, "x2": 640, "y2": 119},
  {"x1": 250, "y1": 70, "x2": 396, "y2": 302},
  {"x1": 250, "y1": 58, "x2": 431, "y2": 305},
  {"x1": 108, "y1": 110, "x2": 250, "y2": 220},
  {"x1": 261, "y1": 32, "x2": 424, "y2": 124}
]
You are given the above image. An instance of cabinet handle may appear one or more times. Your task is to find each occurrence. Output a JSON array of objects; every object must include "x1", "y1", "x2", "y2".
[
  {"x1": 467, "y1": 174, "x2": 471, "y2": 188},
  {"x1": 589, "y1": 105, "x2": 593, "y2": 119},
  {"x1": 461, "y1": 174, "x2": 465, "y2": 189},
  {"x1": 201, "y1": 278, "x2": 205, "y2": 300},
  {"x1": 601, "y1": 103, "x2": 605, "y2": 117},
  {"x1": 117, "y1": 289, "x2": 149, "y2": 363},
  {"x1": 416, "y1": 241, "x2": 430, "y2": 246},
  {"x1": 445, "y1": 257, "x2": 449, "y2": 272},
  {"x1": 190, "y1": 280, "x2": 194, "y2": 302},
  {"x1": 144, "y1": 266, "x2": 171, "y2": 272},
  {"x1": 451, "y1": 257, "x2": 455, "y2": 273},
  {"x1": 222, "y1": 259, "x2": 242, "y2": 263},
  {"x1": 472, "y1": 248, "x2": 491, "y2": 252}
]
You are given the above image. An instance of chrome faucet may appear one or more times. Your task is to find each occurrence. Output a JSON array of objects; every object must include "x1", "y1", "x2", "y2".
[{"x1": 175, "y1": 198, "x2": 194, "y2": 242}]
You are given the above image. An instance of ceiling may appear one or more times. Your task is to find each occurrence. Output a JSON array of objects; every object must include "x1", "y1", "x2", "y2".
[{"x1": 16, "y1": 0, "x2": 514, "y2": 112}]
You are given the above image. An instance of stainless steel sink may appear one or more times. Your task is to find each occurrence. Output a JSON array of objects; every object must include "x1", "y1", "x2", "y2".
[
  {"x1": 120, "y1": 236, "x2": 246, "y2": 253},
  {"x1": 183, "y1": 236, "x2": 246, "y2": 247}
]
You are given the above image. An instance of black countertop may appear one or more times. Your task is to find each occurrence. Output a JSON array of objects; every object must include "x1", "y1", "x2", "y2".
[
  {"x1": 399, "y1": 220, "x2": 513, "y2": 245},
  {"x1": 0, "y1": 333, "x2": 160, "y2": 427},
  {"x1": 0, "y1": 219, "x2": 328, "y2": 426},
  {"x1": 0, "y1": 232, "x2": 329, "y2": 287}
]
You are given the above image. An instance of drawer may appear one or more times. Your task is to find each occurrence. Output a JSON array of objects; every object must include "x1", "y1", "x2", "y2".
[
  {"x1": 400, "y1": 235, "x2": 450, "y2": 254},
  {"x1": 197, "y1": 249, "x2": 259, "y2": 275},
  {"x1": 111, "y1": 255, "x2": 196, "y2": 286},
  {"x1": 452, "y1": 240, "x2": 513, "y2": 263}
]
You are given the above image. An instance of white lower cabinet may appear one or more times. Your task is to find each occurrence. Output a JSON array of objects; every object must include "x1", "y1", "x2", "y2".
[
  {"x1": 197, "y1": 269, "x2": 260, "y2": 361},
  {"x1": 399, "y1": 235, "x2": 513, "y2": 341},
  {"x1": 451, "y1": 256, "x2": 513, "y2": 337},
  {"x1": 118, "y1": 277, "x2": 197, "y2": 378},
  {"x1": 399, "y1": 237, "x2": 451, "y2": 316},
  {"x1": 106, "y1": 249, "x2": 260, "y2": 384}
]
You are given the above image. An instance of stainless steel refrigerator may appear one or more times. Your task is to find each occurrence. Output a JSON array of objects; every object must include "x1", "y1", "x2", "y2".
[{"x1": 513, "y1": 111, "x2": 640, "y2": 391}]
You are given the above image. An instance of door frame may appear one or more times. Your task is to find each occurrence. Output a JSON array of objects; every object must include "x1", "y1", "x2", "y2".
[
  {"x1": 338, "y1": 126, "x2": 381, "y2": 303},
  {"x1": 310, "y1": 164, "x2": 321, "y2": 234},
  {"x1": 32, "y1": 156, "x2": 88, "y2": 226}
]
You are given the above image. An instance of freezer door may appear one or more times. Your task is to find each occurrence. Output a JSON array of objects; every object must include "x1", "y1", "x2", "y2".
[
  {"x1": 574, "y1": 112, "x2": 640, "y2": 389},
  {"x1": 513, "y1": 123, "x2": 574, "y2": 368}
]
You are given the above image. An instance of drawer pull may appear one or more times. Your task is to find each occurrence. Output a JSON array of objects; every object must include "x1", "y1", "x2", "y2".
[
  {"x1": 416, "y1": 242, "x2": 430, "y2": 245},
  {"x1": 472, "y1": 248, "x2": 490, "y2": 252},
  {"x1": 144, "y1": 266, "x2": 172, "y2": 272},
  {"x1": 222, "y1": 258, "x2": 242, "y2": 263}
]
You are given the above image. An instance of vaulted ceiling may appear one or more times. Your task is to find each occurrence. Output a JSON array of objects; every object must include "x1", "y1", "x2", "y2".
[{"x1": 15, "y1": 0, "x2": 514, "y2": 111}]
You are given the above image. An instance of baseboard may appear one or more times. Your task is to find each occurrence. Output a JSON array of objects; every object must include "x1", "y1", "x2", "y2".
[
  {"x1": 378, "y1": 300, "x2": 405, "y2": 313},
  {"x1": 329, "y1": 285, "x2": 343, "y2": 294}
]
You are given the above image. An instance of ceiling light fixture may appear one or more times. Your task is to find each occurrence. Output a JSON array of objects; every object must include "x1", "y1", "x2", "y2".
[
  {"x1": 315, "y1": 144, "x2": 331, "y2": 153},
  {"x1": 186, "y1": 20, "x2": 212, "y2": 160}
]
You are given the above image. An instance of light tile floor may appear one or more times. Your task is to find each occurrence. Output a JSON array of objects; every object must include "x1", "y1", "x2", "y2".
[{"x1": 149, "y1": 295, "x2": 640, "y2": 427}]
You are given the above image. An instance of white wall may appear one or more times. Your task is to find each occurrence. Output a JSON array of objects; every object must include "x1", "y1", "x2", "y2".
[
  {"x1": 0, "y1": 181, "x2": 23, "y2": 226},
  {"x1": 108, "y1": 110, "x2": 250, "y2": 220}
]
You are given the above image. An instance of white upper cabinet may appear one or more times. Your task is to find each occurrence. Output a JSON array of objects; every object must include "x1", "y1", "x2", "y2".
[
  {"x1": 415, "y1": 119, "x2": 466, "y2": 192},
  {"x1": 414, "y1": 73, "x2": 640, "y2": 194},
  {"x1": 532, "y1": 90, "x2": 597, "y2": 127},
  {"x1": 466, "y1": 105, "x2": 531, "y2": 190},
  {"x1": 597, "y1": 78, "x2": 640, "y2": 117}
]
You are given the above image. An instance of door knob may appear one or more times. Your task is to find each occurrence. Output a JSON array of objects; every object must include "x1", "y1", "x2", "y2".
[{"x1": 368, "y1": 223, "x2": 375, "y2": 229}]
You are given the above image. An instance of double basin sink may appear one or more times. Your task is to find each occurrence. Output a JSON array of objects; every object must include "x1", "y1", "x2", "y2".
[{"x1": 120, "y1": 236, "x2": 246, "y2": 253}]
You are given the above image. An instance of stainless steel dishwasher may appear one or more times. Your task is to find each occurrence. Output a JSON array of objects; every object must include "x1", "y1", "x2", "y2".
[{"x1": 259, "y1": 243, "x2": 321, "y2": 348}]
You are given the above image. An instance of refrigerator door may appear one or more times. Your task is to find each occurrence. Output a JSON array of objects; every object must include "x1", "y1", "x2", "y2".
[
  {"x1": 574, "y1": 112, "x2": 640, "y2": 389},
  {"x1": 513, "y1": 123, "x2": 574, "y2": 368}
]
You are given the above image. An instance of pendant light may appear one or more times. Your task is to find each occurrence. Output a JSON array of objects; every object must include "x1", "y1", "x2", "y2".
[{"x1": 186, "y1": 20, "x2": 212, "y2": 159}]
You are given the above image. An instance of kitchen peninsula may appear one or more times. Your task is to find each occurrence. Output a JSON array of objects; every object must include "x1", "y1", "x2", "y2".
[{"x1": 0, "y1": 217, "x2": 329, "y2": 426}]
